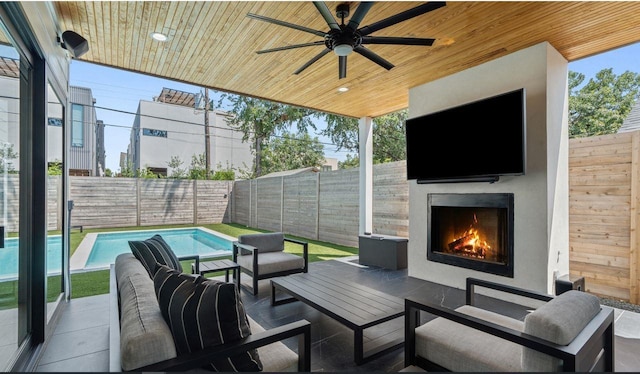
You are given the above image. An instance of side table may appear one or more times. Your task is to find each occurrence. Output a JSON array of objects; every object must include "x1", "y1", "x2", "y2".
[{"x1": 194, "y1": 259, "x2": 241, "y2": 290}]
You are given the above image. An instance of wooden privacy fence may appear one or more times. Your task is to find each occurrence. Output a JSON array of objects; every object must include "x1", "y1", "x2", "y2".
[
  {"x1": 231, "y1": 161, "x2": 409, "y2": 247},
  {"x1": 69, "y1": 177, "x2": 233, "y2": 229},
  {"x1": 569, "y1": 132, "x2": 640, "y2": 303},
  {"x1": 2, "y1": 140, "x2": 640, "y2": 302}
]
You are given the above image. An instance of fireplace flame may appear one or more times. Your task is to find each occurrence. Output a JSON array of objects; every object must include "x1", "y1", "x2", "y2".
[{"x1": 447, "y1": 215, "x2": 491, "y2": 259}]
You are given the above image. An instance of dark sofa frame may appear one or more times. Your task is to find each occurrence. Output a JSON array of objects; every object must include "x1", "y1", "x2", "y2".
[
  {"x1": 109, "y1": 264, "x2": 312, "y2": 372},
  {"x1": 404, "y1": 277, "x2": 615, "y2": 372},
  {"x1": 233, "y1": 237, "x2": 309, "y2": 295}
]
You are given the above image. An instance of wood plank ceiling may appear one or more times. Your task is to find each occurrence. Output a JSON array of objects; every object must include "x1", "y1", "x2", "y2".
[{"x1": 53, "y1": 1, "x2": 640, "y2": 118}]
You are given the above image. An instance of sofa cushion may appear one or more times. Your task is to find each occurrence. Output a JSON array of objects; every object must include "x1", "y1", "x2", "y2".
[
  {"x1": 522, "y1": 290, "x2": 601, "y2": 371},
  {"x1": 237, "y1": 251, "x2": 305, "y2": 275},
  {"x1": 238, "y1": 232, "x2": 285, "y2": 254},
  {"x1": 153, "y1": 265, "x2": 263, "y2": 372},
  {"x1": 128, "y1": 234, "x2": 182, "y2": 277},
  {"x1": 115, "y1": 253, "x2": 177, "y2": 371},
  {"x1": 415, "y1": 305, "x2": 524, "y2": 372}
]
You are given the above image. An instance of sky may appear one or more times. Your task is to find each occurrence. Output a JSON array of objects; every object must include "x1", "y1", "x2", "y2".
[{"x1": 69, "y1": 42, "x2": 640, "y2": 173}]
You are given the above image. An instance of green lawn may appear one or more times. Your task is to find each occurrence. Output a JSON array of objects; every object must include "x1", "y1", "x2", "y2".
[{"x1": 67, "y1": 223, "x2": 358, "y2": 299}]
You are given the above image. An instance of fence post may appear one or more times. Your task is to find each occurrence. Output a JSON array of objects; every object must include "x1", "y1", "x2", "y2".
[
  {"x1": 631, "y1": 132, "x2": 640, "y2": 304},
  {"x1": 193, "y1": 179, "x2": 198, "y2": 225},
  {"x1": 136, "y1": 178, "x2": 141, "y2": 226},
  {"x1": 316, "y1": 172, "x2": 320, "y2": 241},
  {"x1": 280, "y1": 176, "x2": 284, "y2": 232}
]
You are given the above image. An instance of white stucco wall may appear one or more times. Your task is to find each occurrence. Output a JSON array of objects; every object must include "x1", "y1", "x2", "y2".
[
  {"x1": 407, "y1": 42, "x2": 569, "y2": 294},
  {"x1": 135, "y1": 100, "x2": 253, "y2": 175}
]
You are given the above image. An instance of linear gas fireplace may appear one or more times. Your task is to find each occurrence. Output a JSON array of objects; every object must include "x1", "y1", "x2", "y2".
[{"x1": 427, "y1": 193, "x2": 514, "y2": 277}]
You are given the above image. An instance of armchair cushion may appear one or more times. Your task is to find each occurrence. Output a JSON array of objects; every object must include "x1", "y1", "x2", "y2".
[
  {"x1": 522, "y1": 290, "x2": 601, "y2": 371},
  {"x1": 238, "y1": 232, "x2": 285, "y2": 254},
  {"x1": 236, "y1": 251, "x2": 305, "y2": 275},
  {"x1": 128, "y1": 234, "x2": 182, "y2": 277},
  {"x1": 153, "y1": 265, "x2": 263, "y2": 372},
  {"x1": 415, "y1": 305, "x2": 524, "y2": 372}
]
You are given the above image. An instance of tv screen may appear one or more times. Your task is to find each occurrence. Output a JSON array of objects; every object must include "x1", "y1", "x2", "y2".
[{"x1": 406, "y1": 88, "x2": 526, "y2": 183}]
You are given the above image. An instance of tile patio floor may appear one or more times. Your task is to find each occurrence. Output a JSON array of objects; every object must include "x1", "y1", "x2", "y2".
[{"x1": 36, "y1": 258, "x2": 640, "y2": 372}]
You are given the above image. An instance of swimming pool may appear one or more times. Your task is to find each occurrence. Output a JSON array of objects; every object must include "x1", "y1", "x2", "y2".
[
  {"x1": 0, "y1": 236, "x2": 62, "y2": 279},
  {"x1": 80, "y1": 228, "x2": 234, "y2": 269}
]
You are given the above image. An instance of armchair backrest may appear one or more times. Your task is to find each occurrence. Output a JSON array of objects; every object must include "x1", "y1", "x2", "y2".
[
  {"x1": 521, "y1": 290, "x2": 601, "y2": 371},
  {"x1": 238, "y1": 232, "x2": 285, "y2": 253}
]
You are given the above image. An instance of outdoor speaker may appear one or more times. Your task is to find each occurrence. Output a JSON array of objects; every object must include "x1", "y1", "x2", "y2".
[{"x1": 61, "y1": 30, "x2": 89, "y2": 58}]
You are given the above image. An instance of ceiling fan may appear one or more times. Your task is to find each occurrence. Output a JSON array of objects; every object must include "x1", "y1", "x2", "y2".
[{"x1": 247, "y1": 2, "x2": 446, "y2": 79}]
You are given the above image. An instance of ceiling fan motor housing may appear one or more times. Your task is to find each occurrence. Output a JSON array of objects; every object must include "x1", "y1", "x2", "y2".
[{"x1": 325, "y1": 29, "x2": 363, "y2": 50}]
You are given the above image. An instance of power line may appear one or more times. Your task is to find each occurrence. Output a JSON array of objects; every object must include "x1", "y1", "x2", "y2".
[{"x1": 0, "y1": 97, "x2": 355, "y2": 153}]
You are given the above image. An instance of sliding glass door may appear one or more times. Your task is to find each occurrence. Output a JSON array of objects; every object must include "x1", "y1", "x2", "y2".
[{"x1": 0, "y1": 22, "x2": 23, "y2": 370}]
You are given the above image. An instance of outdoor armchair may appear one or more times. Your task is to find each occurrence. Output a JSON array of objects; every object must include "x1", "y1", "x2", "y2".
[
  {"x1": 404, "y1": 277, "x2": 615, "y2": 372},
  {"x1": 233, "y1": 232, "x2": 309, "y2": 295}
]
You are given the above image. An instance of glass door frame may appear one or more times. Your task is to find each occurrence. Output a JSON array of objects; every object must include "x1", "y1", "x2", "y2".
[{"x1": 0, "y1": 3, "x2": 70, "y2": 371}]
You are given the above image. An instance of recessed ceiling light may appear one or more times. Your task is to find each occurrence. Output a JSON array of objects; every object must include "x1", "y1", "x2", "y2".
[
  {"x1": 150, "y1": 32, "x2": 168, "y2": 42},
  {"x1": 337, "y1": 87, "x2": 349, "y2": 92}
]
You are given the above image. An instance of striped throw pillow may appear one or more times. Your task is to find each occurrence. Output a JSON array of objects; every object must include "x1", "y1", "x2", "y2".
[
  {"x1": 128, "y1": 234, "x2": 183, "y2": 278},
  {"x1": 153, "y1": 265, "x2": 263, "y2": 372}
]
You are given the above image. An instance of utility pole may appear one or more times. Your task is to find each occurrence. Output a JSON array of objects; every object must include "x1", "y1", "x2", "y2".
[{"x1": 204, "y1": 87, "x2": 211, "y2": 177}]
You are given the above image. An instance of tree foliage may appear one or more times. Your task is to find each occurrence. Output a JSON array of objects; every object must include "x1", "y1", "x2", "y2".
[
  {"x1": 319, "y1": 109, "x2": 407, "y2": 166},
  {"x1": 218, "y1": 94, "x2": 316, "y2": 177},
  {"x1": 0, "y1": 144, "x2": 18, "y2": 174},
  {"x1": 569, "y1": 68, "x2": 640, "y2": 138},
  {"x1": 261, "y1": 132, "x2": 325, "y2": 175}
]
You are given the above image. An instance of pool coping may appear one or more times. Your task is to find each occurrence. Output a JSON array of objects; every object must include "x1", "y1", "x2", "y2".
[{"x1": 70, "y1": 227, "x2": 238, "y2": 272}]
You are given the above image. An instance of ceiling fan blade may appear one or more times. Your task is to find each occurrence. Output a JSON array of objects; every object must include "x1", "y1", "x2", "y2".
[
  {"x1": 247, "y1": 13, "x2": 326, "y2": 37},
  {"x1": 256, "y1": 41, "x2": 325, "y2": 54},
  {"x1": 339, "y1": 56, "x2": 347, "y2": 79},
  {"x1": 354, "y1": 46, "x2": 394, "y2": 70},
  {"x1": 358, "y1": 2, "x2": 446, "y2": 36},
  {"x1": 346, "y1": 2, "x2": 374, "y2": 32},
  {"x1": 313, "y1": 2, "x2": 341, "y2": 31},
  {"x1": 294, "y1": 48, "x2": 331, "y2": 75},
  {"x1": 362, "y1": 36, "x2": 435, "y2": 46}
]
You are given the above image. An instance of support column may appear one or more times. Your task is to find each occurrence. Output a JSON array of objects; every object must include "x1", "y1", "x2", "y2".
[{"x1": 359, "y1": 117, "x2": 373, "y2": 235}]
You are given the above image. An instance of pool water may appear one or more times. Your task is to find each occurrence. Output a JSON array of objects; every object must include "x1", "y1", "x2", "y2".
[
  {"x1": 85, "y1": 228, "x2": 233, "y2": 269},
  {"x1": 0, "y1": 236, "x2": 62, "y2": 279}
]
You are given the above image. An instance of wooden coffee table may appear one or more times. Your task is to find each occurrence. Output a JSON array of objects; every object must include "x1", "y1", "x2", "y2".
[{"x1": 271, "y1": 272, "x2": 404, "y2": 365}]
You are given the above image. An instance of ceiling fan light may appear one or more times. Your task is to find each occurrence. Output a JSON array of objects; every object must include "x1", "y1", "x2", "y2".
[{"x1": 333, "y1": 44, "x2": 353, "y2": 57}]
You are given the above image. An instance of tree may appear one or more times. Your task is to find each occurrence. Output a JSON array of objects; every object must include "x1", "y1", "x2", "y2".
[
  {"x1": 47, "y1": 160, "x2": 62, "y2": 176},
  {"x1": 167, "y1": 155, "x2": 187, "y2": 179},
  {"x1": 261, "y1": 132, "x2": 325, "y2": 175},
  {"x1": 338, "y1": 154, "x2": 360, "y2": 169},
  {"x1": 211, "y1": 162, "x2": 235, "y2": 180},
  {"x1": 569, "y1": 68, "x2": 640, "y2": 137},
  {"x1": 218, "y1": 94, "x2": 316, "y2": 177},
  {"x1": 319, "y1": 109, "x2": 408, "y2": 164},
  {"x1": 0, "y1": 144, "x2": 18, "y2": 174}
]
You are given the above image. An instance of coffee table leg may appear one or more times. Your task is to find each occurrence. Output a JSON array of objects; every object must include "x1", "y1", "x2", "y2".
[
  {"x1": 225, "y1": 270, "x2": 230, "y2": 283},
  {"x1": 354, "y1": 328, "x2": 364, "y2": 365}
]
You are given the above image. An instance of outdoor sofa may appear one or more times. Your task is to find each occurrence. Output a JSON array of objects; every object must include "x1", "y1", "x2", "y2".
[
  {"x1": 405, "y1": 277, "x2": 615, "y2": 372},
  {"x1": 109, "y1": 252, "x2": 311, "y2": 371}
]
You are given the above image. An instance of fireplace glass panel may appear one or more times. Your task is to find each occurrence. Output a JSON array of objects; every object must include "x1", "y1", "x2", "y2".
[
  {"x1": 431, "y1": 206, "x2": 507, "y2": 265},
  {"x1": 427, "y1": 193, "x2": 514, "y2": 277}
]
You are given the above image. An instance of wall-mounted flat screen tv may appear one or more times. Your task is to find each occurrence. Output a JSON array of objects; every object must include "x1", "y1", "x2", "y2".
[{"x1": 406, "y1": 88, "x2": 526, "y2": 183}]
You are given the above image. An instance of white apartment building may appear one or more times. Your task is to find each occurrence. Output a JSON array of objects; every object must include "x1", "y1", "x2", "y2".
[
  {"x1": 1, "y1": 56, "x2": 103, "y2": 176},
  {"x1": 126, "y1": 88, "x2": 253, "y2": 177}
]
